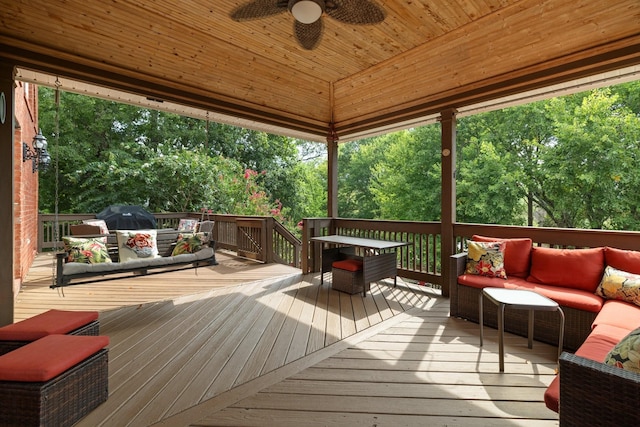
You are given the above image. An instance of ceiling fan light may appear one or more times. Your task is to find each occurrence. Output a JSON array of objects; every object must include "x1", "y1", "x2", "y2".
[{"x1": 289, "y1": 0, "x2": 324, "y2": 24}]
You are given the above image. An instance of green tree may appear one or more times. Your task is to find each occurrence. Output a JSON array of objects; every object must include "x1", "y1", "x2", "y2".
[
  {"x1": 371, "y1": 126, "x2": 442, "y2": 221},
  {"x1": 542, "y1": 88, "x2": 640, "y2": 229},
  {"x1": 338, "y1": 137, "x2": 388, "y2": 219}
]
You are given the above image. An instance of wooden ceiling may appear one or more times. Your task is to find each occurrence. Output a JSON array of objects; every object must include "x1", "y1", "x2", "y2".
[{"x1": 1, "y1": 0, "x2": 639, "y2": 142}]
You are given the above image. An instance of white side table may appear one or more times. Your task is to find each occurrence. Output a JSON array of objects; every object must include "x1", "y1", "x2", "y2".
[{"x1": 479, "y1": 287, "x2": 565, "y2": 372}]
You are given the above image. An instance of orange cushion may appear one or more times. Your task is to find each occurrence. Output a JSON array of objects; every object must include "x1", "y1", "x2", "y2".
[
  {"x1": 472, "y1": 236, "x2": 532, "y2": 278},
  {"x1": 0, "y1": 309, "x2": 99, "y2": 341},
  {"x1": 544, "y1": 323, "x2": 629, "y2": 413},
  {"x1": 457, "y1": 274, "x2": 530, "y2": 290},
  {"x1": 458, "y1": 275, "x2": 603, "y2": 312},
  {"x1": 527, "y1": 247, "x2": 605, "y2": 292},
  {"x1": 332, "y1": 259, "x2": 363, "y2": 272},
  {"x1": 593, "y1": 299, "x2": 640, "y2": 331},
  {"x1": 0, "y1": 334, "x2": 109, "y2": 382},
  {"x1": 604, "y1": 247, "x2": 640, "y2": 275}
]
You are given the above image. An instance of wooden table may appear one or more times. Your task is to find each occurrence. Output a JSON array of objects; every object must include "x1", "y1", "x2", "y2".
[
  {"x1": 310, "y1": 235, "x2": 409, "y2": 295},
  {"x1": 479, "y1": 287, "x2": 565, "y2": 372}
]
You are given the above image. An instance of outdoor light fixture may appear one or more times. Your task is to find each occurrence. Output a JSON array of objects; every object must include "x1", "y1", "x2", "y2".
[
  {"x1": 23, "y1": 129, "x2": 51, "y2": 173},
  {"x1": 288, "y1": 0, "x2": 324, "y2": 24}
]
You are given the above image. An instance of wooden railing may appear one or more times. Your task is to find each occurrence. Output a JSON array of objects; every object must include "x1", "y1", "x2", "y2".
[
  {"x1": 302, "y1": 218, "x2": 640, "y2": 295},
  {"x1": 39, "y1": 213, "x2": 640, "y2": 294},
  {"x1": 38, "y1": 212, "x2": 303, "y2": 268}
]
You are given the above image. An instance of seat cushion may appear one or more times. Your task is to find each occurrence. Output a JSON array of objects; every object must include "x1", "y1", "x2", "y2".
[
  {"x1": 0, "y1": 334, "x2": 109, "y2": 382},
  {"x1": 593, "y1": 299, "x2": 640, "y2": 331},
  {"x1": 544, "y1": 323, "x2": 630, "y2": 413},
  {"x1": 332, "y1": 259, "x2": 363, "y2": 272},
  {"x1": 0, "y1": 309, "x2": 99, "y2": 341},
  {"x1": 457, "y1": 275, "x2": 603, "y2": 312}
]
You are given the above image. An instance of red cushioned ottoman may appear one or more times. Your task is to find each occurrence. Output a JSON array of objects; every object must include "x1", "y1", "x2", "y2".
[
  {"x1": 0, "y1": 309, "x2": 99, "y2": 356},
  {"x1": 0, "y1": 334, "x2": 109, "y2": 427},
  {"x1": 332, "y1": 259, "x2": 364, "y2": 295}
]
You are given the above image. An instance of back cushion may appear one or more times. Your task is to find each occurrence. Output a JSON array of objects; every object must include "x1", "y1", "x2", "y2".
[
  {"x1": 472, "y1": 235, "x2": 532, "y2": 278},
  {"x1": 527, "y1": 246, "x2": 605, "y2": 292},
  {"x1": 604, "y1": 247, "x2": 640, "y2": 275}
]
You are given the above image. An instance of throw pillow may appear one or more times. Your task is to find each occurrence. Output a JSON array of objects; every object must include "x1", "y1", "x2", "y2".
[
  {"x1": 62, "y1": 237, "x2": 112, "y2": 264},
  {"x1": 177, "y1": 219, "x2": 199, "y2": 233},
  {"x1": 472, "y1": 235, "x2": 532, "y2": 278},
  {"x1": 82, "y1": 218, "x2": 109, "y2": 235},
  {"x1": 596, "y1": 265, "x2": 640, "y2": 307},
  {"x1": 465, "y1": 240, "x2": 507, "y2": 279},
  {"x1": 116, "y1": 230, "x2": 159, "y2": 262},
  {"x1": 604, "y1": 326, "x2": 640, "y2": 373},
  {"x1": 171, "y1": 233, "x2": 203, "y2": 256}
]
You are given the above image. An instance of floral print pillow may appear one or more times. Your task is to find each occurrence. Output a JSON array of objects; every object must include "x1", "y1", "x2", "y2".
[
  {"x1": 62, "y1": 237, "x2": 112, "y2": 264},
  {"x1": 604, "y1": 327, "x2": 640, "y2": 373},
  {"x1": 596, "y1": 266, "x2": 640, "y2": 307},
  {"x1": 116, "y1": 230, "x2": 159, "y2": 262},
  {"x1": 177, "y1": 219, "x2": 199, "y2": 233},
  {"x1": 465, "y1": 240, "x2": 507, "y2": 279},
  {"x1": 171, "y1": 233, "x2": 204, "y2": 256}
]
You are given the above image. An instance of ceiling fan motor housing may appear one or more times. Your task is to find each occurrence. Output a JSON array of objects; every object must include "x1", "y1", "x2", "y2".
[{"x1": 288, "y1": 0, "x2": 325, "y2": 24}]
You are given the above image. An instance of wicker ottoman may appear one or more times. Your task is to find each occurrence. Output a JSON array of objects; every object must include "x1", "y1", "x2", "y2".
[
  {"x1": 332, "y1": 259, "x2": 364, "y2": 295},
  {"x1": 0, "y1": 334, "x2": 109, "y2": 427},
  {"x1": 0, "y1": 309, "x2": 99, "y2": 356}
]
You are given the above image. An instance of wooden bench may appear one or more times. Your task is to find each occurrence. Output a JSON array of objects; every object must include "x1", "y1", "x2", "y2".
[
  {"x1": 0, "y1": 334, "x2": 109, "y2": 426},
  {"x1": 0, "y1": 309, "x2": 99, "y2": 356}
]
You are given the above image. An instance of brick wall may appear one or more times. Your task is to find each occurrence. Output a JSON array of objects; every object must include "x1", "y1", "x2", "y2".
[{"x1": 14, "y1": 81, "x2": 39, "y2": 295}]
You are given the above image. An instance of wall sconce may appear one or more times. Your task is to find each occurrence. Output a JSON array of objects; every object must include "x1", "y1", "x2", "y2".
[{"x1": 23, "y1": 129, "x2": 51, "y2": 173}]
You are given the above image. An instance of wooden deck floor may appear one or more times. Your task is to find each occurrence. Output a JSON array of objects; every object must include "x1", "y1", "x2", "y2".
[{"x1": 16, "y1": 252, "x2": 559, "y2": 426}]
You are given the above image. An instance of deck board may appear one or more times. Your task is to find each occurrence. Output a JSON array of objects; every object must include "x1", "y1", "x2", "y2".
[{"x1": 15, "y1": 251, "x2": 559, "y2": 426}]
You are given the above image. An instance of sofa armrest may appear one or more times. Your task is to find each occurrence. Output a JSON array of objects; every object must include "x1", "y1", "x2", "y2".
[
  {"x1": 559, "y1": 352, "x2": 640, "y2": 426},
  {"x1": 449, "y1": 252, "x2": 467, "y2": 317}
]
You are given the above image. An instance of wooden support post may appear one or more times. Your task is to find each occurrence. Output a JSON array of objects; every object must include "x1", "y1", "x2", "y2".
[
  {"x1": 0, "y1": 64, "x2": 15, "y2": 326},
  {"x1": 440, "y1": 108, "x2": 457, "y2": 299},
  {"x1": 326, "y1": 123, "x2": 338, "y2": 219}
]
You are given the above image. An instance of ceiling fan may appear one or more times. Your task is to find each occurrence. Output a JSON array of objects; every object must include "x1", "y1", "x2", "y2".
[{"x1": 230, "y1": 0, "x2": 386, "y2": 50}]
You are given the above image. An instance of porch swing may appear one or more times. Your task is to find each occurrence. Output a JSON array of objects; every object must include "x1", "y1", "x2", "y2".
[{"x1": 51, "y1": 82, "x2": 218, "y2": 289}]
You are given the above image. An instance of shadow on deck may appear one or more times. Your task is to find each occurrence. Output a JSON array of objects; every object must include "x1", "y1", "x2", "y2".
[{"x1": 16, "y1": 251, "x2": 558, "y2": 426}]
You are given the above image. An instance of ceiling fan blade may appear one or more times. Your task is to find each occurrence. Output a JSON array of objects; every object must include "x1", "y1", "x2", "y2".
[
  {"x1": 326, "y1": 0, "x2": 385, "y2": 25},
  {"x1": 294, "y1": 19, "x2": 323, "y2": 50},
  {"x1": 230, "y1": 0, "x2": 288, "y2": 21}
]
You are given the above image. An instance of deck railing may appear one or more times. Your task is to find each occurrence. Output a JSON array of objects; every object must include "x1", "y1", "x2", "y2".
[
  {"x1": 38, "y1": 213, "x2": 640, "y2": 293},
  {"x1": 302, "y1": 218, "x2": 640, "y2": 294}
]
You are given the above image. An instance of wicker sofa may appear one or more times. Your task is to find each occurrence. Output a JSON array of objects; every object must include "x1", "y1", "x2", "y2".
[
  {"x1": 450, "y1": 235, "x2": 640, "y2": 423},
  {"x1": 55, "y1": 229, "x2": 217, "y2": 288}
]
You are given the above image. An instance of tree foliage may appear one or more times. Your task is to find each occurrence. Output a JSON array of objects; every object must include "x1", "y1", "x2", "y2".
[
  {"x1": 38, "y1": 81, "x2": 640, "y2": 232},
  {"x1": 36, "y1": 88, "x2": 325, "y2": 236}
]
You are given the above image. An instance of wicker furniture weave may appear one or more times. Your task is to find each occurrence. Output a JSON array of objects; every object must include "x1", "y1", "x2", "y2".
[
  {"x1": 0, "y1": 349, "x2": 108, "y2": 426},
  {"x1": 559, "y1": 352, "x2": 640, "y2": 426},
  {"x1": 0, "y1": 320, "x2": 100, "y2": 356},
  {"x1": 450, "y1": 253, "x2": 596, "y2": 351},
  {"x1": 332, "y1": 265, "x2": 365, "y2": 295}
]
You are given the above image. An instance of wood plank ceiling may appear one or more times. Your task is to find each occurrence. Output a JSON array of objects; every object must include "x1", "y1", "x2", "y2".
[{"x1": 1, "y1": 0, "x2": 639, "y2": 142}]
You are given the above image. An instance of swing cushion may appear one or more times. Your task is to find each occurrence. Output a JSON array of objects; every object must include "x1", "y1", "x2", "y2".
[
  {"x1": 116, "y1": 229, "x2": 160, "y2": 262},
  {"x1": 62, "y1": 237, "x2": 112, "y2": 264},
  {"x1": 171, "y1": 233, "x2": 204, "y2": 256}
]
